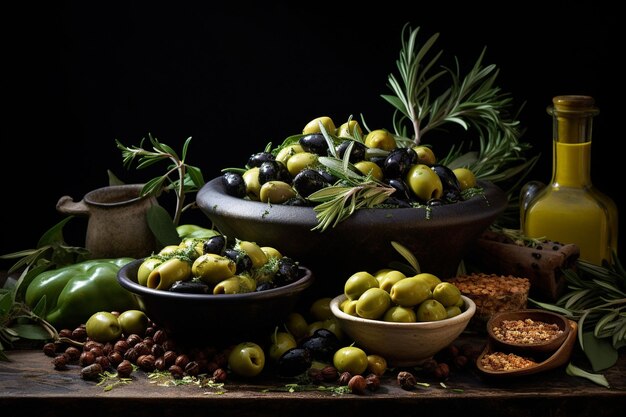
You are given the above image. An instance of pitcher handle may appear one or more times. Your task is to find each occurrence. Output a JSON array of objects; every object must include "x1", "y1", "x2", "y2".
[{"x1": 56, "y1": 195, "x2": 90, "y2": 216}]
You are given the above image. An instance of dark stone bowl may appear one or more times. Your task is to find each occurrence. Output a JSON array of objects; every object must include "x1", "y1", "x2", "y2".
[
  {"x1": 117, "y1": 259, "x2": 315, "y2": 345},
  {"x1": 196, "y1": 177, "x2": 507, "y2": 297}
]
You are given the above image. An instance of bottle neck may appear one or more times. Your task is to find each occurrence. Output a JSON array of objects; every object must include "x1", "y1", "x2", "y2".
[{"x1": 552, "y1": 141, "x2": 592, "y2": 187}]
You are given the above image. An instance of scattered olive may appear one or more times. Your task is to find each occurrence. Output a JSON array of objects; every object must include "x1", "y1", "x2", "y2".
[{"x1": 222, "y1": 172, "x2": 246, "y2": 198}]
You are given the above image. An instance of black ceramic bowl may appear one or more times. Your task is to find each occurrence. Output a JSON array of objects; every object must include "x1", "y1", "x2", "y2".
[
  {"x1": 117, "y1": 259, "x2": 315, "y2": 344},
  {"x1": 196, "y1": 177, "x2": 507, "y2": 296}
]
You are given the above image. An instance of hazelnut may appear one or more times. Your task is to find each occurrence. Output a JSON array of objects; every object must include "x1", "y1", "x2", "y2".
[
  {"x1": 169, "y1": 364, "x2": 184, "y2": 379},
  {"x1": 71, "y1": 327, "x2": 88, "y2": 342},
  {"x1": 212, "y1": 368, "x2": 227, "y2": 383},
  {"x1": 397, "y1": 371, "x2": 417, "y2": 390},
  {"x1": 433, "y1": 363, "x2": 450, "y2": 380},
  {"x1": 114, "y1": 340, "x2": 130, "y2": 354},
  {"x1": 151, "y1": 343, "x2": 165, "y2": 358},
  {"x1": 64, "y1": 346, "x2": 81, "y2": 362},
  {"x1": 320, "y1": 365, "x2": 339, "y2": 382},
  {"x1": 108, "y1": 351, "x2": 123, "y2": 367},
  {"x1": 133, "y1": 342, "x2": 151, "y2": 356},
  {"x1": 78, "y1": 351, "x2": 95, "y2": 367},
  {"x1": 81, "y1": 363, "x2": 103, "y2": 380},
  {"x1": 52, "y1": 355, "x2": 68, "y2": 370},
  {"x1": 136, "y1": 354, "x2": 156, "y2": 372},
  {"x1": 162, "y1": 351, "x2": 177, "y2": 367},
  {"x1": 185, "y1": 361, "x2": 200, "y2": 376},
  {"x1": 124, "y1": 347, "x2": 139, "y2": 363},
  {"x1": 338, "y1": 371, "x2": 352, "y2": 386},
  {"x1": 153, "y1": 329, "x2": 168, "y2": 345},
  {"x1": 365, "y1": 373, "x2": 380, "y2": 391},
  {"x1": 43, "y1": 342, "x2": 57, "y2": 357},
  {"x1": 95, "y1": 355, "x2": 111, "y2": 370},
  {"x1": 58, "y1": 329, "x2": 73, "y2": 339},
  {"x1": 348, "y1": 375, "x2": 367, "y2": 395},
  {"x1": 175, "y1": 354, "x2": 190, "y2": 369},
  {"x1": 126, "y1": 334, "x2": 142, "y2": 347},
  {"x1": 116, "y1": 360, "x2": 133, "y2": 378}
]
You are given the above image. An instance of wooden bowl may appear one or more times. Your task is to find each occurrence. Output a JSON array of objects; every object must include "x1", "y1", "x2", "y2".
[
  {"x1": 486, "y1": 309, "x2": 570, "y2": 355},
  {"x1": 477, "y1": 319, "x2": 577, "y2": 378}
]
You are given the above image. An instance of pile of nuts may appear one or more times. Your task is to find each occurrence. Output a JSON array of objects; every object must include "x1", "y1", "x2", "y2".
[
  {"x1": 44, "y1": 322, "x2": 231, "y2": 382},
  {"x1": 491, "y1": 318, "x2": 563, "y2": 345}
]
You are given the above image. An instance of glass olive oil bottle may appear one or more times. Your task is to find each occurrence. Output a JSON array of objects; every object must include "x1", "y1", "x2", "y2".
[{"x1": 521, "y1": 95, "x2": 618, "y2": 266}]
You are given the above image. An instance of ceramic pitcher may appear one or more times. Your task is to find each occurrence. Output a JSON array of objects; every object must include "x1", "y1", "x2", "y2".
[{"x1": 56, "y1": 184, "x2": 159, "y2": 259}]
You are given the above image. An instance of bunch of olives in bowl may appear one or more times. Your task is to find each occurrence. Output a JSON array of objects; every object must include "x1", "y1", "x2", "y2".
[
  {"x1": 197, "y1": 116, "x2": 507, "y2": 296},
  {"x1": 329, "y1": 268, "x2": 476, "y2": 367},
  {"x1": 117, "y1": 234, "x2": 315, "y2": 344}
]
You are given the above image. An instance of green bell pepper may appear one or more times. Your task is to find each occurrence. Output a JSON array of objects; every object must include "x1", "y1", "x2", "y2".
[{"x1": 25, "y1": 257, "x2": 140, "y2": 330}]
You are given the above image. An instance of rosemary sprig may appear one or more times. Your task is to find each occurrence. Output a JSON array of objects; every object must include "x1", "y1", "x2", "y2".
[
  {"x1": 307, "y1": 156, "x2": 395, "y2": 232},
  {"x1": 116, "y1": 133, "x2": 205, "y2": 226},
  {"x1": 382, "y1": 24, "x2": 538, "y2": 228}
]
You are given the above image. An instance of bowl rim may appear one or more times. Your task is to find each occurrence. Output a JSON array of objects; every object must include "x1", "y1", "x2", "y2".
[
  {"x1": 329, "y1": 293, "x2": 476, "y2": 329},
  {"x1": 486, "y1": 308, "x2": 570, "y2": 349},
  {"x1": 117, "y1": 258, "x2": 315, "y2": 301},
  {"x1": 197, "y1": 176, "x2": 507, "y2": 225}
]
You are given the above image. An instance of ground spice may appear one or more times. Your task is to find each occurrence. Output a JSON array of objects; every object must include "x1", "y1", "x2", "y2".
[
  {"x1": 492, "y1": 318, "x2": 563, "y2": 344},
  {"x1": 480, "y1": 352, "x2": 537, "y2": 371}
]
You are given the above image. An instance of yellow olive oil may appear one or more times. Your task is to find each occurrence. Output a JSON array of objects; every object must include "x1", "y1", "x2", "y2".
[{"x1": 521, "y1": 96, "x2": 618, "y2": 266}]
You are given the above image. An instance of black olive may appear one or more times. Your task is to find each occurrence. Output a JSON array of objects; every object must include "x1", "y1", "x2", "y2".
[
  {"x1": 292, "y1": 169, "x2": 331, "y2": 198},
  {"x1": 335, "y1": 140, "x2": 367, "y2": 163},
  {"x1": 369, "y1": 155, "x2": 387, "y2": 169},
  {"x1": 383, "y1": 196, "x2": 413, "y2": 208},
  {"x1": 276, "y1": 347, "x2": 312, "y2": 377},
  {"x1": 203, "y1": 235, "x2": 227, "y2": 255},
  {"x1": 283, "y1": 196, "x2": 312, "y2": 206},
  {"x1": 274, "y1": 257, "x2": 299, "y2": 286},
  {"x1": 384, "y1": 148, "x2": 417, "y2": 179},
  {"x1": 299, "y1": 334, "x2": 340, "y2": 362},
  {"x1": 299, "y1": 133, "x2": 329, "y2": 156},
  {"x1": 258, "y1": 160, "x2": 292, "y2": 185},
  {"x1": 442, "y1": 189, "x2": 461, "y2": 203},
  {"x1": 316, "y1": 169, "x2": 337, "y2": 185},
  {"x1": 222, "y1": 172, "x2": 246, "y2": 198},
  {"x1": 247, "y1": 151, "x2": 275, "y2": 168},
  {"x1": 224, "y1": 248, "x2": 253, "y2": 274},
  {"x1": 256, "y1": 281, "x2": 275, "y2": 291},
  {"x1": 168, "y1": 281, "x2": 210, "y2": 294},
  {"x1": 431, "y1": 164, "x2": 461, "y2": 193},
  {"x1": 386, "y1": 178, "x2": 413, "y2": 202}
]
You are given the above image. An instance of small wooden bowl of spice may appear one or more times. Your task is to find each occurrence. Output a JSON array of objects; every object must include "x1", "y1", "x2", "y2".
[{"x1": 487, "y1": 309, "x2": 570, "y2": 355}]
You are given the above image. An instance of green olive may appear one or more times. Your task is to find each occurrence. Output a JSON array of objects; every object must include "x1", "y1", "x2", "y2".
[
  {"x1": 310, "y1": 297, "x2": 334, "y2": 321},
  {"x1": 179, "y1": 237, "x2": 205, "y2": 259},
  {"x1": 416, "y1": 299, "x2": 448, "y2": 322},
  {"x1": 242, "y1": 167, "x2": 262, "y2": 200},
  {"x1": 446, "y1": 305, "x2": 463, "y2": 318},
  {"x1": 344, "y1": 271, "x2": 379, "y2": 301},
  {"x1": 269, "y1": 330, "x2": 297, "y2": 362},
  {"x1": 356, "y1": 287, "x2": 391, "y2": 319},
  {"x1": 412, "y1": 145, "x2": 437, "y2": 165},
  {"x1": 85, "y1": 311, "x2": 122, "y2": 343},
  {"x1": 453, "y1": 167, "x2": 477, "y2": 190},
  {"x1": 432, "y1": 282, "x2": 462, "y2": 307},
  {"x1": 379, "y1": 270, "x2": 406, "y2": 293},
  {"x1": 321, "y1": 317, "x2": 343, "y2": 340},
  {"x1": 286, "y1": 151, "x2": 318, "y2": 177},
  {"x1": 341, "y1": 299, "x2": 359, "y2": 316},
  {"x1": 159, "y1": 245, "x2": 181, "y2": 256},
  {"x1": 261, "y1": 246, "x2": 282, "y2": 260},
  {"x1": 146, "y1": 257, "x2": 192, "y2": 290},
  {"x1": 117, "y1": 309, "x2": 149, "y2": 336},
  {"x1": 213, "y1": 275, "x2": 252, "y2": 294},
  {"x1": 259, "y1": 180, "x2": 296, "y2": 204},
  {"x1": 354, "y1": 160, "x2": 384, "y2": 181},
  {"x1": 333, "y1": 346, "x2": 368, "y2": 375},
  {"x1": 192, "y1": 253, "x2": 237, "y2": 285},
  {"x1": 412, "y1": 272, "x2": 442, "y2": 291},
  {"x1": 284, "y1": 312, "x2": 308, "y2": 340},
  {"x1": 336, "y1": 120, "x2": 363, "y2": 138},
  {"x1": 275, "y1": 144, "x2": 304, "y2": 165},
  {"x1": 302, "y1": 116, "x2": 336, "y2": 135},
  {"x1": 228, "y1": 342, "x2": 265, "y2": 377},
  {"x1": 364, "y1": 129, "x2": 396, "y2": 151},
  {"x1": 383, "y1": 305, "x2": 417, "y2": 323},
  {"x1": 137, "y1": 256, "x2": 163, "y2": 286},
  {"x1": 406, "y1": 163, "x2": 443, "y2": 201},
  {"x1": 374, "y1": 268, "x2": 394, "y2": 284},
  {"x1": 389, "y1": 276, "x2": 431, "y2": 307},
  {"x1": 237, "y1": 241, "x2": 268, "y2": 269},
  {"x1": 367, "y1": 354, "x2": 388, "y2": 377}
]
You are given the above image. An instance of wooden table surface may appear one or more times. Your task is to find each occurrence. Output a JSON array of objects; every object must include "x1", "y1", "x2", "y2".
[{"x1": 2, "y1": 333, "x2": 624, "y2": 417}]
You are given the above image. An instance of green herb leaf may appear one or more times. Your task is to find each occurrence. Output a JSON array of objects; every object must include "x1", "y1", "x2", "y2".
[
  {"x1": 565, "y1": 362, "x2": 610, "y2": 388},
  {"x1": 147, "y1": 205, "x2": 181, "y2": 247},
  {"x1": 582, "y1": 331, "x2": 619, "y2": 372}
]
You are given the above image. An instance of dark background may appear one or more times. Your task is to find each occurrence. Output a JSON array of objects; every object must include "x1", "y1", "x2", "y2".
[{"x1": 2, "y1": 2, "x2": 623, "y2": 269}]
